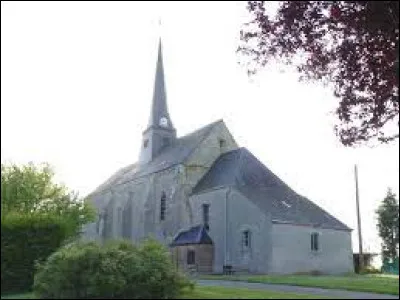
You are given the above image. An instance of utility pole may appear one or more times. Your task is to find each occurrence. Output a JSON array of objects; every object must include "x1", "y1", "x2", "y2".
[{"x1": 354, "y1": 164, "x2": 364, "y2": 272}]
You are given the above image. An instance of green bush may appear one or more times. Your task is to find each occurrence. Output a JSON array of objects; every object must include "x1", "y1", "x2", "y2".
[
  {"x1": 33, "y1": 239, "x2": 194, "y2": 299},
  {"x1": 1, "y1": 213, "x2": 72, "y2": 295}
]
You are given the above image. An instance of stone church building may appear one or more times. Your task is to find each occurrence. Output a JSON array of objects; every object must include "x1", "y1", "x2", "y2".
[{"x1": 83, "y1": 40, "x2": 354, "y2": 275}]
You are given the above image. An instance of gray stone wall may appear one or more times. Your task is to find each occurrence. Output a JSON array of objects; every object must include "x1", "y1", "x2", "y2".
[
  {"x1": 270, "y1": 223, "x2": 354, "y2": 274},
  {"x1": 82, "y1": 121, "x2": 238, "y2": 246},
  {"x1": 190, "y1": 188, "x2": 272, "y2": 274},
  {"x1": 185, "y1": 121, "x2": 238, "y2": 178}
]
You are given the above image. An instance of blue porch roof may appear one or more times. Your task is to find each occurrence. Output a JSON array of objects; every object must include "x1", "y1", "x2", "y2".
[{"x1": 170, "y1": 225, "x2": 213, "y2": 246}]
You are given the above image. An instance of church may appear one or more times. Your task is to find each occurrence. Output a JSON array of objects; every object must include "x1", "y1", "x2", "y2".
[{"x1": 83, "y1": 39, "x2": 354, "y2": 275}]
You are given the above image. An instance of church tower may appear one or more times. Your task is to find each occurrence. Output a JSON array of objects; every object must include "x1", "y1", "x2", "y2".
[{"x1": 139, "y1": 39, "x2": 176, "y2": 164}]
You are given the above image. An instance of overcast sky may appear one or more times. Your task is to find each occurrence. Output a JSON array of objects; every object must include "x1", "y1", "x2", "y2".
[{"x1": 2, "y1": 1, "x2": 399, "y2": 254}]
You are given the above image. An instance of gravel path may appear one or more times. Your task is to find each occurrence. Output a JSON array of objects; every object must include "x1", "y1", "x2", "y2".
[{"x1": 196, "y1": 279, "x2": 400, "y2": 299}]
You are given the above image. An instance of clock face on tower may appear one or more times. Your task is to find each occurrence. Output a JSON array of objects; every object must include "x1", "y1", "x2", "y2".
[{"x1": 159, "y1": 117, "x2": 168, "y2": 128}]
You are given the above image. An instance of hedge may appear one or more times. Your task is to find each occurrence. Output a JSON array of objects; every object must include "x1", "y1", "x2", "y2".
[
  {"x1": 1, "y1": 213, "x2": 72, "y2": 295},
  {"x1": 33, "y1": 239, "x2": 194, "y2": 299}
]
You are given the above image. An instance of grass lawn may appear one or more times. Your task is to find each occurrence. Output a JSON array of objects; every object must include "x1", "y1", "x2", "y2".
[
  {"x1": 1, "y1": 286, "x2": 330, "y2": 299},
  {"x1": 1, "y1": 294, "x2": 34, "y2": 299},
  {"x1": 182, "y1": 286, "x2": 331, "y2": 299},
  {"x1": 200, "y1": 274, "x2": 399, "y2": 295}
]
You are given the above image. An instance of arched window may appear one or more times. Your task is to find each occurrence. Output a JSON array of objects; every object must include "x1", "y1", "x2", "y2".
[
  {"x1": 97, "y1": 211, "x2": 105, "y2": 236},
  {"x1": 122, "y1": 192, "x2": 134, "y2": 239},
  {"x1": 219, "y1": 138, "x2": 226, "y2": 151},
  {"x1": 160, "y1": 192, "x2": 166, "y2": 221},
  {"x1": 242, "y1": 230, "x2": 251, "y2": 249},
  {"x1": 311, "y1": 232, "x2": 319, "y2": 252}
]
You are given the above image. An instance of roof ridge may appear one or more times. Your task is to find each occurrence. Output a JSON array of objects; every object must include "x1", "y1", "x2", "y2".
[
  {"x1": 239, "y1": 149, "x2": 294, "y2": 191},
  {"x1": 206, "y1": 147, "x2": 246, "y2": 162},
  {"x1": 233, "y1": 147, "x2": 245, "y2": 188},
  {"x1": 88, "y1": 163, "x2": 137, "y2": 197},
  {"x1": 90, "y1": 120, "x2": 224, "y2": 197},
  {"x1": 177, "y1": 119, "x2": 223, "y2": 140},
  {"x1": 298, "y1": 195, "x2": 351, "y2": 230},
  {"x1": 180, "y1": 119, "x2": 223, "y2": 164},
  {"x1": 190, "y1": 147, "x2": 351, "y2": 231}
]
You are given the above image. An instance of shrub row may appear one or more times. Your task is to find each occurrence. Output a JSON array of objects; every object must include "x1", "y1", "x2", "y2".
[
  {"x1": 1, "y1": 213, "x2": 72, "y2": 294},
  {"x1": 33, "y1": 239, "x2": 193, "y2": 299}
]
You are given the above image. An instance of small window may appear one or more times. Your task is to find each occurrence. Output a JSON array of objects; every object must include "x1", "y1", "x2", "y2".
[
  {"x1": 242, "y1": 230, "x2": 251, "y2": 248},
  {"x1": 219, "y1": 138, "x2": 226, "y2": 149},
  {"x1": 143, "y1": 139, "x2": 149, "y2": 148},
  {"x1": 160, "y1": 192, "x2": 166, "y2": 221},
  {"x1": 187, "y1": 249, "x2": 195, "y2": 265},
  {"x1": 311, "y1": 232, "x2": 319, "y2": 252},
  {"x1": 202, "y1": 204, "x2": 210, "y2": 229}
]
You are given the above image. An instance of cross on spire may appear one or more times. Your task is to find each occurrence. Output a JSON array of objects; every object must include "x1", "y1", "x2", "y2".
[{"x1": 157, "y1": 17, "x2": 162, "y2": 39}]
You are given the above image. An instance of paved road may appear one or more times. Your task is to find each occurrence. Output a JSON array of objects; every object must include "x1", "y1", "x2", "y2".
[{"x1": 197, "y1": 279, "x2": 399, "y2": 299}]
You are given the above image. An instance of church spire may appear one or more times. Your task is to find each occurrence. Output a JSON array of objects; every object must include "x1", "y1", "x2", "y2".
[
  {"x1": 147, "y1": 38, "x2": 174, "y2": 131},
  {"x1": 139, "y1": 38, "x2": 176, "y2": 165}
]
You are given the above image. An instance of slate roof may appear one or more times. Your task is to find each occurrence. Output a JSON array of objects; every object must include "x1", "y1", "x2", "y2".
[
  {"x1": 90, "y1": 119, "x2": 223, "y2": 196},
  {"x1": 192, "y1": 148, "x2": 351, "y2": 231},
  {"x1": 170, "y1": 225, "x2": 213, "y2": 246}
]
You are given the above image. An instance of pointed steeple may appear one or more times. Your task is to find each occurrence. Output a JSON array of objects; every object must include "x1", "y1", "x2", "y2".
[
  {"x1": 147, "y1": 39, "x2": 174, "y2": 131},
  {"x1": 139, "y1": 38, "x2": 177, "y2": 165}
]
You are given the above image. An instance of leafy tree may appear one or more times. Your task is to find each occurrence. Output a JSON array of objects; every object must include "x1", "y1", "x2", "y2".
[
  {"x1": 239, "y1": 1, "x2": 399, "y2": 146},
  {"x1": 376, "y1": 188, "x2": 399, "y2": 263},
  {"x1": 1, "y1": 162, "x2": 95, "y2": 236}
]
